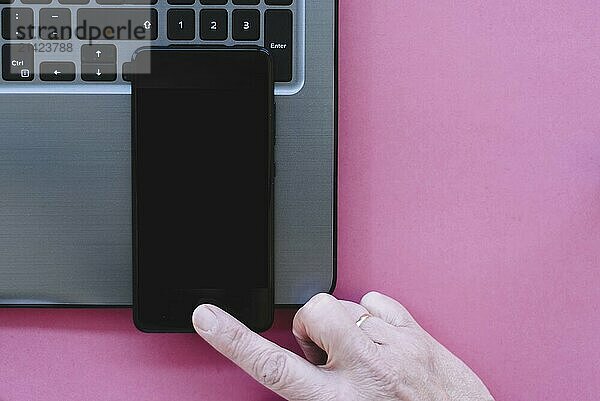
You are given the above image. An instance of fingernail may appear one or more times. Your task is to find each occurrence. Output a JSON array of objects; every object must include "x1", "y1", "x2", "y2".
[{"x1": 192, "y1": 305, "x2": 218, "y2": 334}]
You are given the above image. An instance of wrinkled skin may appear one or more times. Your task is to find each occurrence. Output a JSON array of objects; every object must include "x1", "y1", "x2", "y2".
[{"x1": 192, "y1": 292, "x2": 494, "y2": 401}]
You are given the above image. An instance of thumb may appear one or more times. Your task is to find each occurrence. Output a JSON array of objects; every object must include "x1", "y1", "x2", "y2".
[{"x1": 193, "y1": 305, "x2": 337, "y2": 400}]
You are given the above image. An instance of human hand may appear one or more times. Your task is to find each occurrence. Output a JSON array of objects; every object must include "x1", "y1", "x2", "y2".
[{"x1": 192, "y1": 292, "x2": 494, "y2": 401}]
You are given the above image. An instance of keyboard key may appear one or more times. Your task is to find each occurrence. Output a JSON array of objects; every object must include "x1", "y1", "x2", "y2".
[
  {"x1": 82, "y1": 63, "x2": 117, "y2": 82},
  {"x1": 265, "y1": 9, "x2": 293, "y2": 82},
  {"x1": 77, "y1": 9, "x2": 158, "y2": 41},
  {"x1": 39, "y1": 8, "x2": 71, "y2": 40},
  {"x1": 200, "y1": 0, "x2": 227, "y2": 4},
  {"x1": 81, "y1": 44, "x2": 117, "y2": 63},
  {"x1": 168, "y1": 9, "x2": 195, "y2": 40},
  {"x1": 233, "y1": 0, "x2": 258, "y2": 4},
  {"x1": 58, "y1": 0, "x2": 90, "y2": 4},
  {"x1": 0, "y1": 0, "x2": 15, "y2": 3},
  {"x1": 200, "y1": 9, "x2": 227, "y2": 41},
  {"x1": 168, "y1": 0, "x2": 194, "y2": 4},
  {"x1": 2, "y1": 8, "x2": 34, "y2": 40},
  {"x1": 122, "y1": 61, "x2": 133, "y2": 81},
  {"x1": 40, "y1": 61, "x2": 75, "y2": 81},
  {"x1": 2, "y1": 44, "x2": 34, "y2": 81},
  {"x1": 233, "y1": 9, "x2": 259, "y2": 41},
  {"x1": 97, "y1": 0, "x2": 157, "y2": 4},
  {"x1": 22, "y1": 0, "x2": 51, "y2": 4},
  {"x1": 265, "y1": 0, "x2": 292, "y2": 4}
]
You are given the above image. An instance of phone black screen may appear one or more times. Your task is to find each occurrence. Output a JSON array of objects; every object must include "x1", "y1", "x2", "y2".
[{"x1": 132, "y1": 48, "x2": 274, "y2": 332}]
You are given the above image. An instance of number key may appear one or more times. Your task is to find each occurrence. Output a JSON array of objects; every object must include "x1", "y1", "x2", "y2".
[
  {"x1": 233, "y1": 9, "x2": 259, "y2": 41},
  {"x1": 168, "y1": 9, "x2": 195, "y2": 40},
  {"x1": 200, "y1": 9, "x2": 227, "y2": 41}
]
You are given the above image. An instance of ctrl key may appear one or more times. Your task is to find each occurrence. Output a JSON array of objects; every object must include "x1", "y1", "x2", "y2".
[{"x1": 2, "y1": 44, "x2": 34, "y2": 81}]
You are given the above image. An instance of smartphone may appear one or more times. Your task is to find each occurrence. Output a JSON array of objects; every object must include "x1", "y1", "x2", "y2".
[{"x1": 132, "y1": 47, "x2": 274, "y2": 333}]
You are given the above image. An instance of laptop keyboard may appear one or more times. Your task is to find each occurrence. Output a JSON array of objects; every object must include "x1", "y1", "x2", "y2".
[{"x1": 0, "y1": 0, "x2": 303, "y2": 94}]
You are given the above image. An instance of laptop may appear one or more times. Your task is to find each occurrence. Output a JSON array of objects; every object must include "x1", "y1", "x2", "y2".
[{"x1": 0, "y1": 0, "x2": 337, "y2": 306}]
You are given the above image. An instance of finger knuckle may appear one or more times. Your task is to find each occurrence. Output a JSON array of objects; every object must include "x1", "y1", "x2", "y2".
[
  {"x1": 251, "y1": 351, "x2": 290, "y2": 390},
  {"x1": 226, "y1": 325, "x2": 252, "y2": 361},
  {"x1": 360, "y1": 291, "x2": 382, "y2": 305},
  {"x1": 389, "y1": 304, "x2": 416, "y2": 328},
  {"x1": 296, "y1": 293, "x2": 335, "y2": 321},
  {"x1": 308, "y1": 293, "x2": 336, "y2": 309},
  {"x1": 394, "y1": 313, "x2": 415, "y2": 328}
]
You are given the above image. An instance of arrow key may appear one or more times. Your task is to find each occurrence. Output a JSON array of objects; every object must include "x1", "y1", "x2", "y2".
[
  {"x1": 81, "y1": 44, "x2": 117, "y2": 63},
  {"x1": 82, "y1": 63, "x2": 116, "y2": 82},
  {"x1": 40, "y1": 61, "x2": 75, "y2": 81}
]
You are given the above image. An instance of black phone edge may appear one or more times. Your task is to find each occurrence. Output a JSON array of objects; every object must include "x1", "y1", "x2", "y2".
[{"x1": 131, "y1": 46, "x2": 275, "y2": 333}]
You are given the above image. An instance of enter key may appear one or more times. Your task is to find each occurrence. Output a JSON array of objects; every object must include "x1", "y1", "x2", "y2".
[{"x1": 265, "y1": 9, "x2": 292, "y2": 82}]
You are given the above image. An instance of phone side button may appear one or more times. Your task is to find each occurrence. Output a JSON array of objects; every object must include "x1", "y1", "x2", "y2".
[{"x1": 272, "y1": 101, "x2": 276, "y2": 146}]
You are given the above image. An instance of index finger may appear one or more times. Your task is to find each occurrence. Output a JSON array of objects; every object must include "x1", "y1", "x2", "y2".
[{"x1": 192, "y1": 305, "x2": 337, "y2": 400}]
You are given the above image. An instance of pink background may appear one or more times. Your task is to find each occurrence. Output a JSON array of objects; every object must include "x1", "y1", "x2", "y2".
[{"x1": 1, "y1": 2, "x2": 599, "y2": 400}]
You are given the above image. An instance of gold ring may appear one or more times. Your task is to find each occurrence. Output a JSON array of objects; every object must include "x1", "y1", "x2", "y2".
[{"x1": 355, "y1": 313, "x2": 371, "y2": 328}]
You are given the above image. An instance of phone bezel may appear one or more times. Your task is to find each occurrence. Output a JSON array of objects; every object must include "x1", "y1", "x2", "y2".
[{"x1": 131, "y1": 46, "x2": 275, "y2": 333}]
